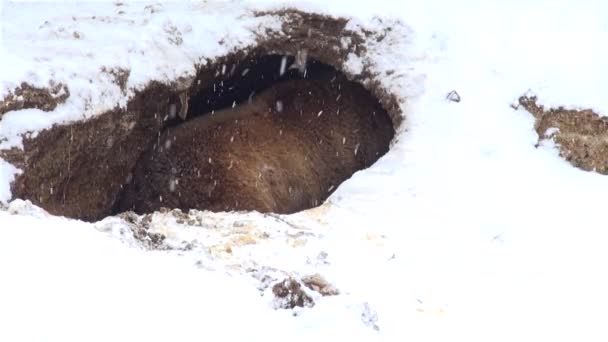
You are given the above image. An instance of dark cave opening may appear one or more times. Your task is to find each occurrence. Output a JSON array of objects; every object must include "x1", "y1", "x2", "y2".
[{"x1": 165, "y1": 54, "x2": 340, "y2": 127}]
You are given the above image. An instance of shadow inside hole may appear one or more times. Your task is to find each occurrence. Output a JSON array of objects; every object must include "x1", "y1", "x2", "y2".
[{"x1": 165, "y1": 55, "x2": 338, "y2": 127}]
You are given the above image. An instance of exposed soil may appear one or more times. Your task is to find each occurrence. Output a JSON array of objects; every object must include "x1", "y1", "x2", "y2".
[
  {"x1": 1, "y1": 10, "x2": 404, "y2": 222},
  {"x1": 272, "y1": 277, "x2": 315, "y2": 309},
  {"x1": 519, "y1": 96, "x2": 608, "y2": 174},
  {"x1": 0, "y1": 81, "x2": 70, "y2": 117},
  {"x1": 119, "y1": 211, "x2": 168, "y2": 249},
  {"x1": 301, "y1": 274, "x2": 340, "y2": 296}
]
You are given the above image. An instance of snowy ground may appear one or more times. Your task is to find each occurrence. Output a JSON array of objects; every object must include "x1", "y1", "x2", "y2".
[{"x1": 2, "y1": 0, "x2": 608, "y2": 341}]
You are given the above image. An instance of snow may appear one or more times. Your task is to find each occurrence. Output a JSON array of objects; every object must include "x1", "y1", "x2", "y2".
[
  {"x1": 0, "y1": 158, "x2": 19, "y2": 202},
  {"x1": 0, "y1": 0, "x2": 282, "y2": 149},
  {"x1": 0, "y1": 203, "x2": 290, "y2": 342},
  {"x1": 2, "y1": 0, "x2": 608, "y2": 341}
]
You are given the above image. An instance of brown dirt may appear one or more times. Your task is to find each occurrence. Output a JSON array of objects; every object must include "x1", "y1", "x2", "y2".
[
  {"x1": 0, "y1": 81, "x2": 70, "y2": 117},
  {"x1": 301, "y1": 274, "x2": 340, "y2": 296},
  {"x1": 3, "y1": 82, "x2": 170, "y2": 221},
  {"x1": 272, "y1": 278, "x2": 315, "y2": 309},
  {"x1": 518, "y1": 95, "x2": 608, "y2": 174},
  {"x1": 1, "y1": 9, "x2": 404, "y2": 222},
  {"x1": 119, "y1": 211, "x2": 168, "y2": 249}
]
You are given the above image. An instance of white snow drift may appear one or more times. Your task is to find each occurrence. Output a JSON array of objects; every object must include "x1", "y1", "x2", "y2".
[{"x1": 2, "y1": 0, "x2": 608, "y2": 341}]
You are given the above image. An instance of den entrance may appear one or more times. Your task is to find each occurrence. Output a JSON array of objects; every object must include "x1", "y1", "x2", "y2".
[
  {"x1": 114, "y1": 54, "x2": 395, "y2": 216},
  {"x1": 7, "y1": 52, "x2": 395, "y2": 221}
]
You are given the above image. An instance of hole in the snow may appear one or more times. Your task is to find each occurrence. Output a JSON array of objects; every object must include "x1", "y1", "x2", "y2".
[{"x1": 112, "y1": 54, "x2": 395, "y2": 215}]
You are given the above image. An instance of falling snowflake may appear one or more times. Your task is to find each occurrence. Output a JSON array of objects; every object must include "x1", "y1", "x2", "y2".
[{"x1": 279, "y1": 56, "x2": 288, "y2": 76}]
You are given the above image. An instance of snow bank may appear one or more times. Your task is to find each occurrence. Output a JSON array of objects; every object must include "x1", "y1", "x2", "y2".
[
  {"x1": 0, "y1": 1, "x2": 282, "y2": 150},
  {"x1": 2, "y1": 0, "x2": 608, "y2": 341}
]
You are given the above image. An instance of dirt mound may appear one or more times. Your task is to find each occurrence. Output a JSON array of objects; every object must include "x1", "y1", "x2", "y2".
[
  {"x1": 519, "y1": 96, "x2": 608, "y2": 174},
  {"x1": 1, "y1": 10, "x2": 403, "y2": 222}
]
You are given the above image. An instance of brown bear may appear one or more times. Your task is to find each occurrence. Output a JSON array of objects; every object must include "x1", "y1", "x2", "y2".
[{"x1": 115, "y1": 73, "x2": 394, "y2": 215}]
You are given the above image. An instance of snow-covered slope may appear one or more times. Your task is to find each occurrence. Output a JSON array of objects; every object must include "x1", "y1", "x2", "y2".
[{"x1": 2, "y1": 1, "x2": 608, "y2": 341}]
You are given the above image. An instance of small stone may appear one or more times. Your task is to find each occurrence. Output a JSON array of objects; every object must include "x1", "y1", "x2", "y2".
[{"x1": 446, "y1": 90, "x2": 461, "y2": 103}]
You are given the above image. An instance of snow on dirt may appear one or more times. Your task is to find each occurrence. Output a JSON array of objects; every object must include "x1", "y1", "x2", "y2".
[
  {"x1": 2, "y1": 0, "x2": 608, "y2": 341},
  {"x1": 0, "y1": 0, "x2": 282, "y2": 150}
]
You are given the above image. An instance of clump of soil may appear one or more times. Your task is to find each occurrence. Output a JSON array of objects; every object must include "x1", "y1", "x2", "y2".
[
  {"x1": 119, "y1": 211, "x2": 168, "y2": 249},
  {"x1": 272, "y1": 277, "x2": 315, "y2": 309},
  {"x1": 0, "y1": 81, "x2": 69, "y2": 117},
  {"x1": 518, "y1": 96, "x2": 608, "y2": 174},
  {"x1": 1, "y1": 10, "x2": 403, "y2": 222},
  {"x1": 301, "y1": 273, "x2": 340, "y2": 296}
]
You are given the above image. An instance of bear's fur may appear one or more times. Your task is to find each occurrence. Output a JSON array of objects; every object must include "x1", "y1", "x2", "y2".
[{"x1": 115, "y1": 73, "x2": 394, "y2": 214}]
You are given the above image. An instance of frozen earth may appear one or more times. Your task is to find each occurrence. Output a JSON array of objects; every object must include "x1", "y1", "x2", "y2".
[{"x1": 1, "y1": 0, "x2": 608, "y2": 341}]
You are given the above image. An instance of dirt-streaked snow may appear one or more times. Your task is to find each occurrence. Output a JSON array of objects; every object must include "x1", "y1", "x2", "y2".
[{"x1": 2, "y1": 0, "x2": 608, "y2": 341}]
